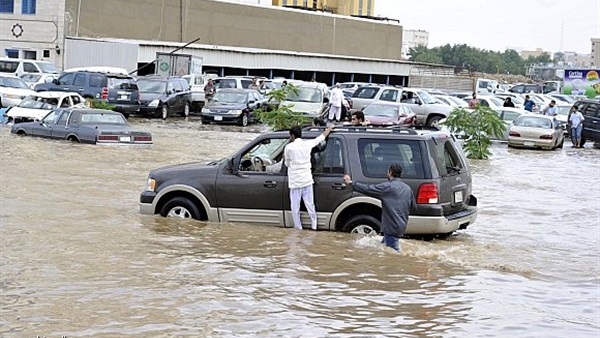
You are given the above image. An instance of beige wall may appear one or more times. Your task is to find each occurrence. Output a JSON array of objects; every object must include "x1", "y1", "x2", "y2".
[
  {"x1": 592, "y1": 38, "x2": 600, "y2": 67},
  {"x1": 272, "y1": 0, "x2": 375, "y2": 16},
  {"x1": 65, "y1": 0, "x2": 400, "y2": 60}
]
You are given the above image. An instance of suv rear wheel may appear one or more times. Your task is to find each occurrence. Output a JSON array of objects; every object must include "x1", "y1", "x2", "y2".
[
  {"x1": 161, "y1": 105, "x2": 169, "y2": 120},
  {"x1": 160, "y1": 197, "x2": 201, "y2": 219},
  {"x1": 182, "y1": 102, "x2": 190, "y2": 117},
  {"x1": 342, "y1": 215, "x2": 381, "y2": 235},
  {"x1": 427, "y1": 115, "x2": 443, "y2": 128}
]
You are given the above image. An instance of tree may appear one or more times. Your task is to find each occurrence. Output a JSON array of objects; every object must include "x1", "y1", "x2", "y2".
[
  {"x1": 408, "y1": 45, "x2": 443, "y2": 64},
  {"x1": 255, "y1": 84, "x2": 312, "y2": 130},
  {"x1": 441, "y1": 105, "x2": 506, "y2": 160}
]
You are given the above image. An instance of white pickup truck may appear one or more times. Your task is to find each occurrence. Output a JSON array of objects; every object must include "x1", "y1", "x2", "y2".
[
  {"x1": 352, "y1": 86, "x2": 452, "y2": 127},
  {"x1": 182, "y1": 73, "x2": 218, "y2": 112}
]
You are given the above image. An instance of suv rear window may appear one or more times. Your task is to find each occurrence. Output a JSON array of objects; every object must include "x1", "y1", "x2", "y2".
[
  {"x1": 89, "y1": 74, "x2": 105, "y2": 87},
  {"x1": 430, "y1": 138, "x2": 465, "y2": 177},
  {"x1": 107, "y1": 77, "x2": 138, "y2": 90},
  {"x1": 215, "y1": 79, "x2": 237, "y2": 89},
  {"x1": 358, "y1": 139, "x2": 424, "y2": 179},
  {"x1": 353, "y1": 87, "x2": 379, "y2": 99},
  {"x1": 583, "y1": 102, "x2": 600, "y2": 118}
]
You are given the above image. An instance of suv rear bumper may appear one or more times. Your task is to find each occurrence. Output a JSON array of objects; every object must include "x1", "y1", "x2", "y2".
[
  {"x1": 112, "y1": 104, "x2": 140, "y2": 114},
  {"x1": 406, "y1": 206, "x2": 477, "y2": 234}
]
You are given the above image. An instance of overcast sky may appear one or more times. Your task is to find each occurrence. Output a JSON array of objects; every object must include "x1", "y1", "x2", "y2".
[{"x1": 376, "y1": 0, "x2": 600, "y2": 54}]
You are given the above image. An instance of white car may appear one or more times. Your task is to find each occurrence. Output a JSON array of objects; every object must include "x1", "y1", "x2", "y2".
[
  {"x1": 508, "y1": 114, "x2": 565, "y2": 150},
  {"x1": 433, "y1": 94, "x2": 468, "y2": 108},
  {"x1": 279, "y1": 81, "x2": 330, "y2": 117},
  {"x1": 20, "y1": 73, "x2": 59, "y2": 89},
  {"x1": 5, "y1": 91, "x2": 86, "y2": 123},
  {"x1": 476, "y1": 96, "x2": 505, "y2": 109},
  {"x1": 0, "y1": 74, "x2": 34, "y2": 108}
]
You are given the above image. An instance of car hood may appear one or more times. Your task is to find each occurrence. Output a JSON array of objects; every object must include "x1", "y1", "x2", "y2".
[
  {"x1": 1, "y1": 87, "x2": 34, "y2": 97},
  {"x1": 281, "y1": 101, "x2": 323, "y2": 114},
  {"x1": 5, "y1": 106, "x2": 51, "y2": 119},
  {"x1": 150, "y1": 161, "x2": 219, "y2": 183},
  {"x1": 205, "y1": 102, "x2": 246, "y2": 111},
  {"x1": 139, "y1": 93, "x2": 163, "y2": 102}
]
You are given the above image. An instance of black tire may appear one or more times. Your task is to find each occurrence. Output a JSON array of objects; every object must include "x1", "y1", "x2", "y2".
[
  {"x1": 160, "y1": 197, "x2": 201, "y2": 220},
  {"x1": 426, "y1": 115, "x2": 443, "y2": 128},
  {"x1": 557, "y1": 138, "x2": 564, "y2": 149},
  {"x1": 161, "y1": 105, "x2": 169, "y2": 120},
  {"x1": 67, "y1": 135, "x2": 80, "y2": 143},
  {"x1": 238, "y1": 112, "x2": 249, "y2": 127},
  {"x1": 342, "y1": 215, "x2": 381, "y2": 235},
  {"x1": 182, "y1": 102, "x2": 190, "y2": 117}
]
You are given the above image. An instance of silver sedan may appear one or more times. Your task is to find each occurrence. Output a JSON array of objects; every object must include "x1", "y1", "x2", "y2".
[{"x1": 508, "y1": 114, "x2": 565, "y2": 150}]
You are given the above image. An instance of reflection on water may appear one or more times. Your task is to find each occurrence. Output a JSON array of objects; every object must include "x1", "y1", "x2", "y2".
[{"x1": 0, "y1": 119, "x2": 598, "y2": 337}]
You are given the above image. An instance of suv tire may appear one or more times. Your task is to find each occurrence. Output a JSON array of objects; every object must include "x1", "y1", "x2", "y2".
[
  {"x1": 342, "y1": 215, "x2": 381, "y2": 235},
  {"x1": 238, "y1": 112, "x2": 249, "y2": 127},
  {"x1": 161, "y1": 105, "x2": 169, "y2": 120},
  {"x1": 182, "y1": 102, "x2": 190, "y2": 117},
  {"x1": 160, "y1": 196, "x2": 201, "y2": 219},
  {"x1": 427, "y1": 115, "x2": 443, "y2": 128}
]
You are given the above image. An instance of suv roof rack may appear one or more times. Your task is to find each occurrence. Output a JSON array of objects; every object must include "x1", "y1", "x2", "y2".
[{"x1": 303, "y1": 126, "x2": 419, "y2": 135}]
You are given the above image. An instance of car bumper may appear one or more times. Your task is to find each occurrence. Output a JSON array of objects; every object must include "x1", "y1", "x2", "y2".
[
  {"x1": 139, "y1": 191, "x2": 157, "y2": 214},
  {"x1": 508, "y1": 138, "x2": 556, "y2": 149},
  {"x1": 406, "y1": 206, "x2": 478, "y2": 234},
  {"x1": 112, "y1": 104, "x2": 140, "y2": 113},
  {"x1": 200, "y1": 113, "x2": 241, "y2": 123},
  {"x1": 138, "y1": 106, "x2": 161, "y2": 116}
]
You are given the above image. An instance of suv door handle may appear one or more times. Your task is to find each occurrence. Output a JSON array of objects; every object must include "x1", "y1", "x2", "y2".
[
  {"x1": 332, "y1": 183, "x2": 347, "y2": 190},
  {"x1": 263, "y1": 180, "x2": 277, "y2": 188}
]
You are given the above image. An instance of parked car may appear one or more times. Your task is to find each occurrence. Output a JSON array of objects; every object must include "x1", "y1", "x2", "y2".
[
  {"x1": 213, "y1": 76, "x2": 257, "y2": 90},
  {"x1": 139, "y1": 127, "x2": 478, "y2": 236},
  {"x1": 279, "y1": 81, "x2": 330, "y2": 118},
  {"x1": 572, "y1": 99, "x2": 600, "y2": 146},
  {"x1": 552, "y1": 103, "x2": 573, "y2": 134},
  {"x1": 360, "y1": 102, "x2": 416, "y2": 127},
  {"x1": 433, "y1": 94, "x2": 468, "y2": 108},
  {"x1": 507, "y1": 115, "x2": 565, "y2": 150},
  {"x1": 0, "y1": 58, "x2": 60, "y2": 77},
  {"x1": 4, "y1": 91, "x2": 85, "y2": 123},
  {"x1": 34, "y1": 68, "x2": 140, "y2": 117},
  {"x1": 352, "y1": 86, "x2": 451, "y2": 127},
  {"x1": 0, "y1": 74, "x2": 34, "y2": 108},
  {"x1": 491, "y1": 107, "x2": 528, "y2": 140},
  {"x1": 549, "y1": 94, "x2": 577, "y2": 104},
  {"x1": 11, "y1": 108, "x2": 152, "y2": 145},
  {"x1": 199, "y1": 88, "x2": 265, "y2": 126},
  {"x1": 181, "y1": 73, "x2": 216, "y2": 111},
  {"x1": 20, "y1": 73, "x2": 59, "y2": 89},
  {"x1": 476, "y1": 96, "x2": 505, "y2": 109},
  {"x1": 137, "y1": 76, "x2": 192, "y2": 119},
  {"x1": 509, "y1": 83, "x2": 543, "y2": 94}
]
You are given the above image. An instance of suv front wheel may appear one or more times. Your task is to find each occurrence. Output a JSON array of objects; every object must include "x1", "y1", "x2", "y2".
[
  {"x1": 182, "y1": 102, "x2": 190, "y2": 117},
  {"x1": 161, "y1": 105, "x2": 169, "y2": 120},
  {"x1": 342, "y1": 215, "x2": 381, "y2": 235},
  {"x1": 160, "y1": 197, "x2": 201, "y2": 219}
]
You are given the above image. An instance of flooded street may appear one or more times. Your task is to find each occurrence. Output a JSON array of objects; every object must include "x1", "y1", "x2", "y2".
[{"x1": 1, "y1": 118, "x2": 598, "y2": 338}]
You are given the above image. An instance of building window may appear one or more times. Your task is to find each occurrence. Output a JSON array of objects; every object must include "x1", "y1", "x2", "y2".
[
  {"x1": 23, "y1": 50, "x2": 36, "y2": 60},
  {"x1": 22, "y1": 0, "x2": 36, "y2": 14},
  {"x1": 358, "y1": 0, "x2": 363, "y2": 15},
  {"x1": 43, "y1": 50, "x2": 50, "y2": 58},
  {"x1": 0, "y1": 0, "x2": 14, "y2": 13},
  {"x1": 5, "y1": 49, "x2": 19, "y2": 58},
  {"x1": 367, "y1": 0, "x2": 372, "y2": 16}
]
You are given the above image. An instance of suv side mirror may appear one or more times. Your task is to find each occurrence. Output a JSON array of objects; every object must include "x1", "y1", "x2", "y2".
[{"x1": 52, "y1": 78, "x2": 59, "y2": 85}]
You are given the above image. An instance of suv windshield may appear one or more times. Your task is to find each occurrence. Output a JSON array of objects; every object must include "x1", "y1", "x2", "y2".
[
  {"x1": 212, "y1": 91, "x2": 247, "y2": 104},
  {"x1": 514, "y1": 116, "x2": 552, "y2": 129},
  {"x1": 108, "y1": 77, "x2": 138, "y2": 90},
  {"x1": 137, "y1": 79, "x2": 166, "y2": 93},
  {"x1": 17, "y1": 95, "x2": 58, "y2": 109},
  {"x1": 37, "y1": 63, "x2": 59, "y2": 74},
  {"x1": 0, "y1": 76, "x2": 29, "y2": 89},
  {"x1": 286, "y1": 87, "x2": 322, "y2": 103}
]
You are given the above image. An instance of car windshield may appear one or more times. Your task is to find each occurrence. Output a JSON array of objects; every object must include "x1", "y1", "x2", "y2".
[
  {"x1": 489, "y1": 97, "x2": 504, "y2": 106},
  {"x1": 556, "y1": 106, "x2": 571, "y2": 116},
  {"x1": 416, "y1": 91, "x2": 436, "y2": 104},
  {"x1": 363, "y1": 104, "x2": 399, "y2": 117},
  {"x1": 17, "y1": 95, "x2": 59, "y2": 109},
  {"x1": 37, "y1": 63, "x2": 59, "y2": 74},
  {"x1": 137, "y1": 79, "x2": 166, "y2": 93},
  {"x1": 514, "y1": 116, "x2": 552, "y2": 129},
  {"x1": 212, "y1": 91, "x2": 247, "y2": 104},
  {"x1": 108, "y1": 77, "x2": 138, "y2": 90},
  {"x1": 286, "y1": 87, "x2": 322, "y2": 103},
  {"x1": 0, "y1": 76, "x2": 29, "y2": 89},
  {"x1": 80, "y1": 113, "x2": 127, "y2": 124}
]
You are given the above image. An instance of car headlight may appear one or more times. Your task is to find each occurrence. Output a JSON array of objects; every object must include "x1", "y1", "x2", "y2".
[
  {"x1": 201, "y1": 108, "x2": 210, "y2": 113},
  {"x1": 228, "y1": 109, "x2": 243, "y2": 115},
  {"x1": 145, "y1": 177, "x2": 156, "y2": 192},
  {"x1": 148, "y1": 100, "x2": 160, "y2": 107}
]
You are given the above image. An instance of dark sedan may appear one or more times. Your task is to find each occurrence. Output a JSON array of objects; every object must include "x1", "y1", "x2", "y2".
[
  {"x1": 199, "y1": 88, "x2": 265, "y2": 126},
  {"x1": 11, "y1": 108, "x2": 152, "y2": 145},
  {"x1": 137, "y1": 76, "x2": 192, "y2": 120},
  {"x1": 362, "y1": 102, "x2": 416, "y2": 127}
]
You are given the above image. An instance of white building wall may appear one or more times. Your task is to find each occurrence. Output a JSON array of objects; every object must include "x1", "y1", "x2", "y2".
[
  {"x1": 0, "y1": 0, "x2": 66, "y2": 68},
  {"x1": 401, "y1": 29, "x2": 429, "y2": 59}
]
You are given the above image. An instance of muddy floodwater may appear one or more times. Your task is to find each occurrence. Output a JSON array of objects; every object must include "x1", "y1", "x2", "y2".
[{"x1": 0, "y1": 118, "x2": 599, "y2": 338}]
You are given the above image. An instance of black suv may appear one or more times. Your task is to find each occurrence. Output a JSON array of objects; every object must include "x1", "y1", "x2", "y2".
[
  {"x1": 573, "y1": 99, "x2": 600, "y2": 146},
  {"x1": 139, "y1": 127, "x2": 478, "y2": 236},
  {"x1": 34, "y1": 70, "x2": 140, "y2": 117},
  {"x1": 136, "y1": 76, "x2": 192, "y2": 119}
]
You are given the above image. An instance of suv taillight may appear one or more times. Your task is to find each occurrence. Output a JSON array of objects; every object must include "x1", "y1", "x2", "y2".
[
  {"x1": 101, "y1": 87, "x2": 108, "y2": 100},
  {"x1": 417, "y1": 183, "x2": 438, "y2": 204}
]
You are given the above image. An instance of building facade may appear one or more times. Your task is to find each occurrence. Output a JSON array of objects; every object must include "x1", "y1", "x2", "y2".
[
  {"x1": 401, "y1": 29, "x2": 429, "y2": 58},
  {"x1": 520, "y1": 48, "x2": 549, "y2": 60},
  {"x1": 592, "y1": 38, "x2": 600, "y2": 67},
  {"x1": 272, "y1": 0, "x2": 375, "y2": 16},
  {"x1": 0, "y1": 0, "x2": 66, "y2": 64}
]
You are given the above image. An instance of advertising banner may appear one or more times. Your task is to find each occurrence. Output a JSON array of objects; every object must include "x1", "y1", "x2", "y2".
[{"x1": 563, "y1": 69, "x2": 600, "y2": 98}]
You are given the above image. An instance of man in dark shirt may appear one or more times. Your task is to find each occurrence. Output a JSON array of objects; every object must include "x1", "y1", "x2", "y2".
[
  {"x1": 523, "y1": 95, "x2": 536, "y2": 112},
  {"x1": 343, "y1": 163, "x2": 415, "y2": 251}
]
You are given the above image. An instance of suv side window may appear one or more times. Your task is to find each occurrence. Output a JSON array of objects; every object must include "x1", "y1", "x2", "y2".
[
  {"x1": 73, "y1": 73, "x2": 86, "y2": 86},
  {"x1": 70, "y1": 95, "x2": 82, "y2": 105},
  {"x1": 313, "y1": 138, "x2": 345, "y2": 174},
  {"x1": 172, "y1": 80, "x2": 183, "y2": 92},
  {"x1": 241, "y1": 80, "x2": 252, "y2": 89},
  {"x1": 89, "y1": 74, "x2": 105, "y2": 87},
  {"x1": 179, "y1": 79, "x2": 190, "y2": 91},
  {"x1": 58, "y1": 73, "x2": 75, "y2": 85},
  {"x1": 511, "y1": 85, "x2": 524, "y2": 94},
  {"x1": 353, "y1": 87, "x2": 379, "y2": 99},
  {"x1": 57, "y1": 111, "x2": 70, "y2": 125},
  {"x1": 240, "y1": 138, "x2": 288, "y2": 172},
  {"x1": 167, "y1": 81, "x2": 175, "y2": 94},
  {"x1": 380, "y1": 89, "x2": 398, "y2": 102},
  {"x1": 23, "y1": 62, "x2": 38, "y2": 73},
  {"x1": 583, "y1": 103, "x2": 600, "y2": 118},
  {"x1": 432, "y1": 139, "x2": 464, "y2": 176},
  {"x1": 358, "y1": 139, "x2": 424, "y2": 179}
]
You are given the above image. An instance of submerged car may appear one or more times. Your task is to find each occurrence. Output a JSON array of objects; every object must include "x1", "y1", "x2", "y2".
[
  {"x1": 507, "y1": 115, "x2": 564, "y2": 150},
  {"x1": 0, "y1": 74, "x2": 34, "y2": 108},
  {"x1": 11, "y1": 108, "x2": 152, "y2": 145},
  {"x1": 4, "y1": 91, "x2": 85, "y2": 123},
  {"x1": 200, "y1": 88, "x2": 265, "y2": 126},
  {"x1": 361, "y1": 102, "x2": 416, "y2": 127}
]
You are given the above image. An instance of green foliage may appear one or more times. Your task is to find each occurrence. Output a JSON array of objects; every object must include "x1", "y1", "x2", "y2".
[
  {"x1": 87, "y1": 99, "x2": 116, "y2": 110},
  {"x1": 255, "y1": 84, "x2": 312, "y2": 130},
  {"x1": 441, "y1": 105, "x2": 506, "y2": 160},
  {"x1": 408, "y1": 44, "x2": 552, "y2": 76}
]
